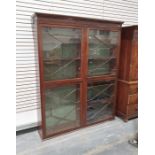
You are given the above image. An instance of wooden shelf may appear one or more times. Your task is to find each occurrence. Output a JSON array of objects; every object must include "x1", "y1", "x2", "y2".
[
  {"x1": 88, "y1": 56, "x2": 116, "y2": 61},
  {"x1": 44, "y1": 57, "x2": 80, "y2": 64},
  {"x1": 44, "y1": 56, "x2": 116, "y2": 64},
  {"x1": 88, "y1": 98, "x2": 112, "y2": 105}
]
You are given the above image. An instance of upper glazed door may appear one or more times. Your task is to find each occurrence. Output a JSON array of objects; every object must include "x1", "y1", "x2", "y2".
[
  {"x1": 88, "y1": 29, "x2": 119, "y2": 77},
  {"x1": 41, "y1": 26, "x2": 82, "y2": 81}
]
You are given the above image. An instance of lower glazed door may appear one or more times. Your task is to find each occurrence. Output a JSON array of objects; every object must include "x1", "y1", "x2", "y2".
[{"x1": 45, "y1": 84, "x2": 81, "y2": 136}]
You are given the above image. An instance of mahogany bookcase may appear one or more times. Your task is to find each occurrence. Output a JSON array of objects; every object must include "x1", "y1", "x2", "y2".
[{"x1": 34, "y1": 13, "x2": 123, "y2": 139}]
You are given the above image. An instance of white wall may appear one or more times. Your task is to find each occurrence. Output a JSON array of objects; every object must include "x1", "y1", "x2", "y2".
[{"x1": 16, "y1": 0, "x2": 138, "y2": 130}]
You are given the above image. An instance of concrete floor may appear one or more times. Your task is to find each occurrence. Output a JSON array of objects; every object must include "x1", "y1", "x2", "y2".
[
  {"x1": 95, "y1": 140, "x2": 137, "y2": 155},
  {"x1": 16, "y1": 117, "x2": 138, "y2": 155}
]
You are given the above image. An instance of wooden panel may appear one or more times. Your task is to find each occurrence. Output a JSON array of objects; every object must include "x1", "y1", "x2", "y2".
[
  {"x1": 116, "y1": 26, "x2": 138, "y2": 121},
  {"x1": 118, "y1": 26, "x2": 138, "y2": 81},
  {"x1": 129, "y1": 84, "x2": 138, "y2": 94},
  {"x1": 118, "y1": 30, "x2": 132, "y2": 80},
  {"x1": 127, "y1": 104, "x2": 138, "y2": 116},
  {"x1": 130, "y1": 30, "x2": 138, "y2": 81},
  {"x1": 128, "y1": 94, "x2": 138, "y2": 105},
  {"x1": 116, "y1": 81, "x2": 128, "y2": 114}
]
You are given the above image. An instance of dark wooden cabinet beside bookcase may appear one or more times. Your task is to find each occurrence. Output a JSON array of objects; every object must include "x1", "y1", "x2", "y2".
[
  {"x1": 116, "y1": 26, "x2": 138, "y2": 121},
  {"x1": 34, "y1": 13, "x2": 123, "y2": 139}
]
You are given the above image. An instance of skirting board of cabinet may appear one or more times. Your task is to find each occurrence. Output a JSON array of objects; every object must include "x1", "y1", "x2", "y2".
[{"x1": 116, "y1": 111, "x2": 138, "y2": 122}]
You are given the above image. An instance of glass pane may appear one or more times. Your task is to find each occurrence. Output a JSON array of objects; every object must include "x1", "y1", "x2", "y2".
[
  {"x1": 88, "y1": 30, "x2": 119, "y2": 76},
  {"x1": 87, "y1": 80, "x2": 115, "y2": 124},
  {"x1": 45, "y1": 85, "x2": 80, "y2": 135},
  {"x1": 42, "y1": 27, "x2": 81, "y2": 81}
]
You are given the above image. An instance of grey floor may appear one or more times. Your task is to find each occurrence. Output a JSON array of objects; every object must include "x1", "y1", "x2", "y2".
[{"x1": 16, "y1": 117, "x2": 138, "y2": 155}]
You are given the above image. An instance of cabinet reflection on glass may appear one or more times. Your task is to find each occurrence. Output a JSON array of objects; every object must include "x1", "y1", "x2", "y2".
[
  {"x1": 42, "y1": 27, "x2": 81, "y2": 81},
  {"x1": 87, "y1": 80, "x2": 115, "y2": 124},
  {"x1": 45, "y1": 85, "x2": 80, "y2": 135},
  {"x1": 88, "y1": 30, "x2": 119, "y2": 76}
]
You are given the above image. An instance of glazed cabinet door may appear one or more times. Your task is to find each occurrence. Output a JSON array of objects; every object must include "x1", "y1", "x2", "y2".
[
  {"x1": 86, "y1": 29, "x2": 120, "y2": 124},
  {"x1": 42, "y1": 27, "x2": 81, "y2": 81},
  {"x1": 87, "y1": 80, "x2": 115, "y2": 124},
  {"x1": 88, "y1": 29, "x2": 119, "y2": 77},
  {"x1": 39, "y1": 26, "x2": 82, "y2": 137},
  {"x1": 45, "y1": 84, "x2": 81, "y2": 135}
]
